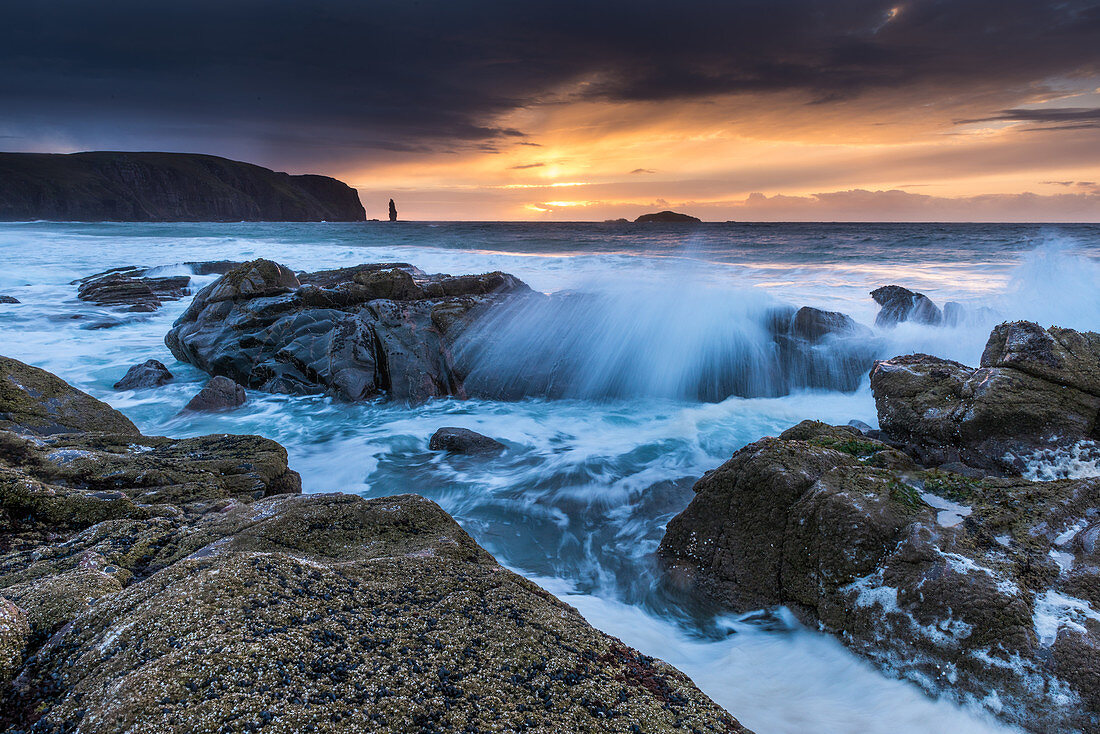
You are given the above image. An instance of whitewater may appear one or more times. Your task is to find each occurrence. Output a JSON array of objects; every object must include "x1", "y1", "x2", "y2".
[{"x1": 3, "y1": 220, "x2": 1100, "y2": 734}]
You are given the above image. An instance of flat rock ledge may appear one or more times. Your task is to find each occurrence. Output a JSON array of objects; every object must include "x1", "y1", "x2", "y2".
[
  {"x1": 0, "y1": 355, "x2": 748, "y2": 734},
  {"x1": 660, "y1": 321, "x2": 1100, "y2": 734}
]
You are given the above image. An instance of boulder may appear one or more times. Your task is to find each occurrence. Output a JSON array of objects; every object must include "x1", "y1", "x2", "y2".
[
  {"x1": 184, "y1": 375, "x2": 247, "y2": 412},
  {"x1": 75, "y1": 267, "x2": 191, "y2": 312},
  {"x1": 871, "y1": 322, "x2": 1100, "y2": 473},
  {"x1": 870, "y1": 284, "x2": 943, "y2": 327},
  {"x1": 660, "y1": 418, "x2": 1100, "y2": 733},
  {"x1": 0, "y1": 296, "x2": 18, "y2": 305},
  {"x1": 166, "y1": 259, "x2": 532, "y2": 403},
  {"x1": 764, "y1": 306, "x2": 879, "y2": 393},
  {"x1": 0, "y1": 355, "x2": 139, "y2": 435},
  {"x1": 113, "y1": 359, "x2": 174, "y2": 390},
  {"x1": 429, "y1": 427, "x2": 506, "y2": 455},
  {"x1": 787, "y1": 305, "x2": 865, "y2": 342}
]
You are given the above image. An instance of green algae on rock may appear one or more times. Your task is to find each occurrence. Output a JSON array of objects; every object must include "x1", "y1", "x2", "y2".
[{"x1": 0, "y1": 356, "x2": 139, "y2": 436}]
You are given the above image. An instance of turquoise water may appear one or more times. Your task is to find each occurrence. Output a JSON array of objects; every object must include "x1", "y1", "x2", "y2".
[{"x1": 3, "y1": 221, "x2": 1100, "y2": 732}]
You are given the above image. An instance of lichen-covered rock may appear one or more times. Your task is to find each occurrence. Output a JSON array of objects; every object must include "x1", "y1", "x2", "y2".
[
  {"x1": 166, "y1": 259, "x2": 531, "y2": 403},
  {"x1": 183, "y1": 375, "x2": 247, "y2": 411},
  {"x1": 0, "y1": 596, "x2": 28, "y2": 684},
  {"x1": 2, "y1": 495, "x2": 749, "y2": 733},
  {"x1": 429, "y1": 426, "x2": 506, "y2": 455},
  {"x1": 660, "y1": 418, "x2": 1100, "y2": 733},
  {"x1": 0, "y1": 355, "x2": 139, "y2": 435},
  {"x1": 871, "y1": 322, "x2": 1100, "y2": 474},
  {"x1": 113, "y1": 358, "x2": 174, "y2": 390}
]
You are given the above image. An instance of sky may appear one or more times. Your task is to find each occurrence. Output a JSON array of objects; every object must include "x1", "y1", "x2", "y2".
[{"x1": 1, "y1": 0, "x2": 1099, "y2": 221}]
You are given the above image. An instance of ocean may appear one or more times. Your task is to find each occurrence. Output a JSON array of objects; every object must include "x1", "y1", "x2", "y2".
[{"x1": 4, "y1": 220, "x2": 1100, "y2": 733}]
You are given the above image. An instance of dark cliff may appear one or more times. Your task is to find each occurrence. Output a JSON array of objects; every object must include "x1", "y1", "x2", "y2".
[{"x1": 0, "y1": 151, "x2": 366, "y2": 222}]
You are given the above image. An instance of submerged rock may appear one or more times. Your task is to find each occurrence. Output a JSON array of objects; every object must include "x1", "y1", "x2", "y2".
[
  {"x1": 871, "y1": 284, "x2": 943, "y2": 327},
  {"x1": 113, "y1": 359, "x2": 174, "y2": 390},
  {"x1": 871, "y1": 321, "x2": 1100, "y2": 474},
  {"x1": 184, "y1": 375, "x2": 247, "y2": 412},
  {"x1": 429, "y1": 426, "x2": 506, "y2": 455},
  {"x1": 0, "y1": 358, "x2": 748, "y2": 734},
  {"x1": 660, "y1": 418, "x2": 1100, "y2": 733},
  {"x1": 165, "y1": 259, "x2": 532, "y2": 403}
]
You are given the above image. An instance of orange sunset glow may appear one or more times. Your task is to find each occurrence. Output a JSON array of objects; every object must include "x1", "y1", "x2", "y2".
[{"x1": 2, "y1": 1, "x2": 1099, "y2": 221}]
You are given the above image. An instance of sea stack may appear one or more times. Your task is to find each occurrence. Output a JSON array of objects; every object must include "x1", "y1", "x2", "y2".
[{"x1": 389, "y1": 198, "x2": 398, "y2": 222}]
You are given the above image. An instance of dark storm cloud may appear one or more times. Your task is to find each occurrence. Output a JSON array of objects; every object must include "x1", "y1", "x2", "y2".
[
  {"x1": 960, "y1": 107, "x2": 1100, "y2": 130},
  {"x1": 1, "y1": 0, "x2": 1098, "y2": 163}
]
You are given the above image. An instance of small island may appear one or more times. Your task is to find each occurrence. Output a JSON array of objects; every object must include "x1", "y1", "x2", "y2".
[{"x1": 633, "y1": 210, "x2": 701, "y2": 223}]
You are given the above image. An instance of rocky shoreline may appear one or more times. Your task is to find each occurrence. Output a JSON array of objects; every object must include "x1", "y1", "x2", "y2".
[
  {"x1": 0, "y1": 355, "x2": 747, "y2": 733},
  {"x1": 5, "y1": 253, "x2": 1099, "y2": 732},
  {"x1": 660, "y1": 321, "x2": 1100, "y2": 733}
]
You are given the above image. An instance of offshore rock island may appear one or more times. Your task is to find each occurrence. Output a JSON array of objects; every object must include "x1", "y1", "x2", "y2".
[{"x1": 0, "y1": 152, "x2": 366, "y2": 222}]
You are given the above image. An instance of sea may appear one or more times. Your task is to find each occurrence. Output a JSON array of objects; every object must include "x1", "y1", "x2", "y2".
[{"x1": 3, "y1": 220, "x2": 1100, "y2": 733}]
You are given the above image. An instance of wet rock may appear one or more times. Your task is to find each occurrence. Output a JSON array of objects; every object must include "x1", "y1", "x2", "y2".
[
  {"x1": 183, "y1": 260, "x2": 244, "y2": 276},
  {"x1": 871, "y1": 284, "x2": 943, "y2": 327},
  {"x1": 429, "y1": 427, "x2": 506, "y2": 455},
  {"x1": 871, "y1": 322, "x2": 1100, "y2": 474},
  {"x1": 660, "y1": 417, "x2": 1100, "y2": 733},
  {"x1": 201, "y1": 258, "x2": 300, "y2": 303},
  {"x1": 0, "y1": 296, "x2": 18, "y2": 305},
  {"x1": 763, "y1": 306, "x2": 879, "y2": 393},
  {"x1": 847, "y1": 419, "x2": 874, "y2": 434},
  {"x1": 166, "y1": 259, "x2": 531, "y2": 403},
  {"x1": 0, "y1": 596, "x2": 28, "y2": 684},
  {"x1": 75, "y1": 267, "x2": 191, "y2": 312},
  {"x1": 113, "y1": 359, "x2": 174, "y2": 390},
  {"x1": 184, "y1": 375, "x2": 247, "y2": 412},
  {"x1": 0, "y1": 355, "x2": 139, "y2": 435},
  {"x1": 981, "y1": 320, "x2": 1100, "y2": 398},
  {"x1": 788, "y1": 306, "x2": 867, "y2": 342}
]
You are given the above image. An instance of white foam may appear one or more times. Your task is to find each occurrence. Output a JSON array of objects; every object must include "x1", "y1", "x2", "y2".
[
  {"x1": 1023, "y1": 441, "x2": 1100, "y2": 481},
  {"x1": 1033, "y1": 590, "x2": 1100, "y2": 647},
  {"x1": 920, "y1": 492, "x2": 973, "y2": 527}
]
